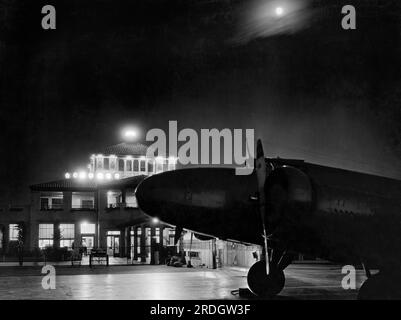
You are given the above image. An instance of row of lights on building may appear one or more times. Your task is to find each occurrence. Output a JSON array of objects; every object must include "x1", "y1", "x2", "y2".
[
  {"x1": 90, "y1": 154, "x2": 177, "y2": 162},
  {"x1": 65, "y1": 172, "x2": 121, "y2": 180}
]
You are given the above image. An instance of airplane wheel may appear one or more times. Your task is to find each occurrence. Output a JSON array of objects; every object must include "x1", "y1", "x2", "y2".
[
  {"x1": 358, "y1": 272, "x2": 401, "y2": 300},
  {"x1": 247, "y1": 260, "x2": 285, "y2": 297}
]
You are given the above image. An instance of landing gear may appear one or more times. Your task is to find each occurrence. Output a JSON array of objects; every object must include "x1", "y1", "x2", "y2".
[
  {"x1": 358, "y1": 271, "x2": 401, "y2": 300},
  {"x1": 247, "y1": 260, "x2": 285, "y2": 297}
]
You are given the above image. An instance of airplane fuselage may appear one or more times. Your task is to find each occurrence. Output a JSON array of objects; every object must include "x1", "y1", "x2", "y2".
[{"x1": 135, "y1": 160, "x2": 401, "y2": 269}]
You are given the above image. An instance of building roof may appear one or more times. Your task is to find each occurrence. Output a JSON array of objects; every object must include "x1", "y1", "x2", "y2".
[
  {"x1": 30, "y1": 175, "x2": 146, "y2": 192},
  {"x1": 97, "y1": 142, "x2": 149, "y2": 156}
]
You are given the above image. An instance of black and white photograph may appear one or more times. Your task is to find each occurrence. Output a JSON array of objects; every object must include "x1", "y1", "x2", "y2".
[{"x1": 1, "y1": 0, "x2": 401, "y2": 305}]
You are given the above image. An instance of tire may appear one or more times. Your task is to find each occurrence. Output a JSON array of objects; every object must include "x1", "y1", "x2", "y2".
[{"x1": 247, "y1": 260, "x2": 285, "y2": 297}]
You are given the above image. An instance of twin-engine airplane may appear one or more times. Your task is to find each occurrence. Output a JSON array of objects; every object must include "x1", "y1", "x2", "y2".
[{"x1": 135, "y1": 140, "x2": 401, "y2": 299}]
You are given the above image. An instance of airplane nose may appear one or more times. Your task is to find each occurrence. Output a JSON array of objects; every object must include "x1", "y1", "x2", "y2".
[
  {"x1": 135, "y1": 174, "x2": 163, "y2": 217},
  {"x1": 135, "y1": 168, "x2": 259, "y2": 242},
  {"x1": 135, "y1": 168, "x2": 232, "y2": 222},
  {"x1": 136, "y1": 168, "x2": 231, "y2": 219},
  {"x1": 135, "y1": 170, "x2": 187, "y2": 220}
]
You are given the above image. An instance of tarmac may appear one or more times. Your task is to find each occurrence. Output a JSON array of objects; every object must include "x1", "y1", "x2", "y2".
[{"x1": 0, "y1": 262, "x2": 367, "y2": 300}]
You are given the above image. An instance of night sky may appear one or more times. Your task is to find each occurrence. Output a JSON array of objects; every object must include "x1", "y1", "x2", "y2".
[{"x1": 1, "y1": 0, "x2": 401, "y2": 205}]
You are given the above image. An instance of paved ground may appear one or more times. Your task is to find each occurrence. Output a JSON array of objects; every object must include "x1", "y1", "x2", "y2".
[{"x1": 0, "y1": 263, "x2": 367, "y2": 300}]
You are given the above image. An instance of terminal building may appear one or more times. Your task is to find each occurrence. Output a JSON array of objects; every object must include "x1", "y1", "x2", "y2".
[{"x1": 0, "y1": 141, "x2": 261, "y2": 268}]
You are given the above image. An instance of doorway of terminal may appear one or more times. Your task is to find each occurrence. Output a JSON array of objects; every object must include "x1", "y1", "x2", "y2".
[
  {"x1": 107, "y1": 231, "x2": 121, "y2": 257},
  {"x1": 81, "y1": 236, "x2": 94, "y2": 255}
]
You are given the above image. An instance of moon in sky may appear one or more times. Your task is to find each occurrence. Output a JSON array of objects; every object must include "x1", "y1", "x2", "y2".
[{"x1": 275, "y1": 7, "x2": 284, "y2": 16}]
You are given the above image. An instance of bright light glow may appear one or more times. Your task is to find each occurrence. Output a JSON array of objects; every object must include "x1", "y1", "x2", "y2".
[
  {"x1": 140, "y1": 156, "x2": 146, "y2": 160},
  {"x1": 123, "y1": 127, "x2": 140, "y2": 141},
  {"x1": 107, "y1": 191, "x2": 113, "y2": 196},
  {"x1": 88, "y1": 172, "x2": 94, "y2": 179},
  {"x1": 79, "y1": 171, "x2": 87, "y2": 179},
  {"x1": 275, "y1": 6, "x2": 284, "y2": 16},
  {"x1": 125, "y1": 130, "x2": 137, "y2": 138},
  {"x1": 155, "y1": 156, "x2": 164, "y2": 162},
  {"x1": 97, "y1": 172, "x2": 104, "y2": 180},
  {"x1": 152, "y1": 217, "x2": 159, "y2": 224},
  {"x1": 238, "y1": 0, "x2": 309, "y2": 43},
  {"x1": 65, "y1": 173, "x2": 71, "y2": 179},
  {"x1": 105, "y1": 173, "x2": 112, "y2": 180},
  {"x1": 110, "y1": 154, "x2": 117, "y2": 158},
  {"x1": 114, "y1": 173, "x2": 120, "y2": 179},
  {"x1": 72, "y1": 172, "x2": 78, "y2": 178},
  {"x1": 168, "y1": 156, "x2": 177, "y2": 163}
]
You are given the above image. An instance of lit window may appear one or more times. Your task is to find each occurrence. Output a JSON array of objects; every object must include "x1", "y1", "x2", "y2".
[
  {"x1": 90, "y1": 157, "x2": 95, "y2": 172},
  {"x1": 168, "y1": 229, "x2": 175, "y2": 246},
  {"x1": 126, "y1": 160, "x2": 133, "y2": 171},
  {"x1": 59, "y1": 224, "x2": 75, "y2": 248},
  {"x1": 9, "y1": 224, "x2": 19, "y2": 241},
  {"x1": 40, "y1": 192, "x2": 63, "y2": 210},
  {"x1": 81, "y1": 223, "x2": 95, "y2": 234},
  {"x1": 145, "y1": 227, "x2": 151, "y2": 246},
  {"x1": 107, "y1": 230, "x2": 121, "y2": 236},
  {"x1": 156, "y1": 160, "x2": 163, "y2": 173},
  {"x1": 104, "y1": 157, "x2": 110, "y2": 170},
  {"x1": 81, "y1": 236, "x2": 94, "y2": 249},
  {"x1": 110, "y1": 157, "x2": 116, "y2": 170},
  {"x1": 60, "y1": 224, "x2": 74, "y2": 238},
  {"x1": 60, "y1": 239, "x2": 74, "y2": 248},
  {"x1": 72, "y1": 192, "x2": 94, "y2": 209},
  {"x1": 155, "y1": 228, "x2": 160, "y2": 244},
  {"x1": 140, "y1": 160, "x2": 146, "y2": 172},
  {"x1": 96, "y1": 157, "x2": 103, "y2": 170},
  {"x1": 136, "y1": 227, "x2": 142, "y2": 254},
  {"x1": 118, "y1": 159, "x2": 125, "y2": 171},
  {"x1": 39, "y1": 224, "x2": 53, "y2": 238},
  {"x1": 39, "y1": 224, "x2": 54, "y2": 249},
  {"x1": 107, "y1": 190, "x2": 122, "y2": 208},
  {"x1": 125, "y1": 190, "x2": 137, "y2": 208},
  {"x1": 39, "y1": 239, "x2": 53, "y2": 249},
  {"x1": 147, "y1": 160, "x2": 154, "y2": 173},
  {"x1": 133, "y1": 159, "x2": 139, "y2": 171}
]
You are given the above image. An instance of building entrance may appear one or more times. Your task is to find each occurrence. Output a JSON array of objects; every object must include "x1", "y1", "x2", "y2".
[
  {"x1": 107, "y1": 231, "x2": 121, "y2": 256},
  {"x1": 81, "y1": 236, "x2": 94, "y2": 255}
]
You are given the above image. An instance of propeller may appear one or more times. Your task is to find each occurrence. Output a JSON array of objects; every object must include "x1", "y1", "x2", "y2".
[{"x1": 255, "y1": 139, "x2": 270, "y2": 275}]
